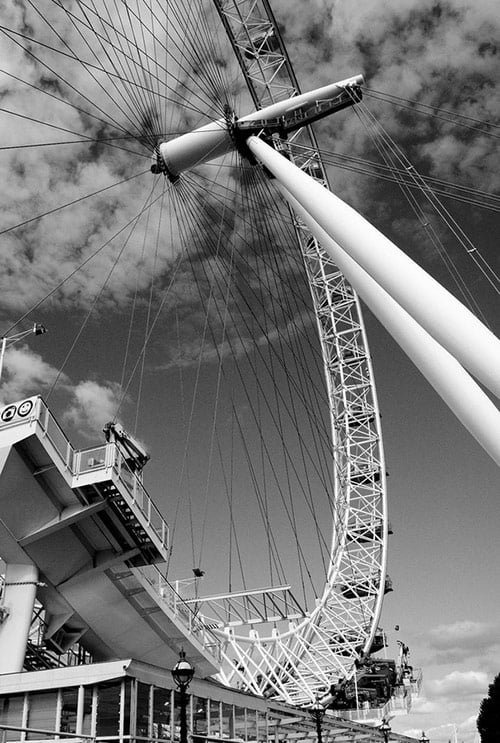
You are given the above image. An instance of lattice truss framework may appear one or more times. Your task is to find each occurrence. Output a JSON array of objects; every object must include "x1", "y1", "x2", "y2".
[{"x1": 207, "y1": 0, "x2": 389, "y2": 706}]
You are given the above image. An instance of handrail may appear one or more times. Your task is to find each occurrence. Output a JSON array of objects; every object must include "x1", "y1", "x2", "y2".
[
  {"x1": 31, "y1": 397, "x2": 170, "y2": 551},
  {"x1": 136, "y1": 565, "x2": 222, "y2": 663}
]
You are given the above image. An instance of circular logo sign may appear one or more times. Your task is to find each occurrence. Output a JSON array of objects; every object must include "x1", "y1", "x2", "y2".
[
  {"x1": 17, "y1": 399, "x2": 34, "y2": 417},
  {"x1": 0, "y1": 405, "x2": 17, "y2": 423}
]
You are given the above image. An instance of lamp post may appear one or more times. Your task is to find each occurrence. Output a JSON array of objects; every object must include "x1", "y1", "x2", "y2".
[
  {"x1": 172, "y1": 651, "x2": 195, "y2": 743},
  {"x1": 379, "y1": 718, "x2": 391, "y2": 743},
  {"x1": 310, "y1": 697, "x2": 325, "y2": 743},
  {"x1": 0, "y1": 323, "x2": 48, "y2": 383},
  {"x1": 419, "y1": 734, "x2": 430, "y2": 743}
]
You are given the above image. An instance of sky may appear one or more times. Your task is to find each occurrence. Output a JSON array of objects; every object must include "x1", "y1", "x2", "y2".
[{"x1": 0, "y1": 0, "x2": 499, "y2": 741}]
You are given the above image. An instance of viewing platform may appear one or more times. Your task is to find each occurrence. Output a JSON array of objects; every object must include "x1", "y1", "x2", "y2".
[{"x1": 0, "y1": 396, "x2": 220, "y2": 677}]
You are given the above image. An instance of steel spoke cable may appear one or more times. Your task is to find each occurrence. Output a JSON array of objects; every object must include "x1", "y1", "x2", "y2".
[
  {"x1": 132, "y1": 0, "x2": 163, "y2": 133},
  {"x1": 78, "y1": 0, "x2": 225, "y2": 120},
  {"x1": 3, "y1": 178, "x2": 162, "y2": 336},
  {"x1": 133, "y1": 188, "x2": 166, "y2": 435},
  {"x1": 45, "y1": 178, "x2": 159, "y2": 400},
  {"x1": 84, "y1": 0, "x2": 159, "y2": 132},
  {"x1": 143, "y1": 0, "x2": 230, "y2": 119},
  {"x1": 353, "y1": 95, "x2": 500, "y2": 301},
  {"x1": 284, "y1": 142, "x2": 500, "y2": 212},
  {"x1": 86, "y1": 0, "x2": 156, "y2": 143},
  {"x1": 0, "y1": 138, "x2": 148, "y2": 157},
  {"x1": 105, "y1": 0, "x2": 161, "y2": 140},
  {"x1": 347, "y1": 101, "x2": 489, "y2": 322},
  {"x1": 0, "y1": 45, "x2": 143, "y2": 151},
  {"x1": 172, "y1": 176, "x2": 294, "y2": 585},
  {"x1": 37, "y1": 0, "x2": 148, "y2": 134},
  {"x1": 177, "y1": 173, "x2": 334, "y2": 587},
  {"x1": 0, "y1": 169, "x2": 149, "y2": 237},
  {"x1": 0, "y1": 21, "x2": 210, "y2": 124},
  {"x1": 365, "y1": 87, "x2": 500, "y2": 137},
  {"x1": 14, "y1": 5, "x2": 145, "y2": 141},
  {"x1": 175, "y1": 179, "x2": 292, "y2": 587},
  {"x1": 181, "y1": 170, "x2": 337, "y2": 467},
  {"x1": 0, "y1": 67, "x2": 136, "y2": 142},
  {"x1": 183, "y1": 171, "x2": 338, "y2": 463},
  {"x1": 245, "y1": 167, "x2": 336, "y2": 562},
  {"x1": 240, "y1": 168, "x2": 323, "y2": 597},
  {"x1": 115, "y1": 0, "x2": 159, "y2": 127},
  {"x1": 156, "y1": 0, "x2": 229, "y2": 116},
  {"x1": 0, "y1": 106, "x2": 150, "y2": 161}
]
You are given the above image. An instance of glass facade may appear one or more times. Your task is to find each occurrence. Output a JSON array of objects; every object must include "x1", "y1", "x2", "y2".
[{"x1": 0, "y1": 677, "x2": 268, "y2": 743}]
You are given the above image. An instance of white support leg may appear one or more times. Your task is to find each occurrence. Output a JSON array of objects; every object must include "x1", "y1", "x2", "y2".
[
  {"x1": 0, "y1": 563, "x2": 38, "y2": 673},
  {"x1": 247, "y1": 135, "x2": 500, "y2": 400},
  {"x1": 280, "y1": 191, "x2": 500, "y2": 468}
]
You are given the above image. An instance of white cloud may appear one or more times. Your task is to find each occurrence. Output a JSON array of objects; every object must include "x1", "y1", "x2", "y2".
[
  {"x1": 63, "y1": 380, "x2": 123, "y2": 432},
  {"x1": 0, "y1": 345, "x2": 65, "y2": 404},
  {"x1": 428, "y1": 619, "x2": 500, "y2": 663},
  {"x1": 428, "y1": 670, "x2": 488, "y2": 698}
]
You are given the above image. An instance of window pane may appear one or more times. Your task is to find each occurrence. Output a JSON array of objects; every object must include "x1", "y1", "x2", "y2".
[
  {"x1": 246, "y1": 710, "x2": 257, "y2": 742},
  {"x1": 27, "y1": 692, "x2": 56, "y2": 739},
  {"x1": 221, "y1": 703, "x2": 233, "y2": 738},
  {"x1": 136, "y1": 683, "x2": 150, "y2": 739},
  {"x1": 209, "y1": 699, "x2": 220, "y2": 737},
  {"x1": 234, "y1": 707, "x2": 246, "y2": 740},
  {"x1": 96, "y1": 682, "x2": 121, "y2": 737},
  {"x1": 123, "y1": 680, "x2": 132, "y2": 736},
  {"x1": 82, "y1": 688, "x2": 93, "y2": 736},
  {"x1": 0, "y1": 695, "x2": 24, "y2": 742},
  {"x1": 192, "y1": 697, "x2": 207, "y2": 736},
  {"x1": 257, "y1": 712, "x2": 267, "y2": 743},
  {"x1": 152, "y1": 687, "x2": 171, "y2": 740},
  {"x1": 60, "y1": 688, "x2": 78, "y2": 734}
]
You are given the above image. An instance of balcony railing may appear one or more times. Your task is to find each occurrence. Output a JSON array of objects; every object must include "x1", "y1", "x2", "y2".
[{"x1": 5, "y1": 396, "x2": 169, "y2": 554}]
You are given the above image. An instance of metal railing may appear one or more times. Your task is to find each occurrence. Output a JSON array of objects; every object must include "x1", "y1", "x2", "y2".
[
  {"x1": 13, "y1": 397, "x2": 169, "y2": 552},
  {"x1": 136, "y1": 565, "x2": 222, "y2": 663}
]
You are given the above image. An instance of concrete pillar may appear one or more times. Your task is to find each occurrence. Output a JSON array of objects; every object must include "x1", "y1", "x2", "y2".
[{"x1": 0, "y1": 563, "x2": 38, "y2": 673}]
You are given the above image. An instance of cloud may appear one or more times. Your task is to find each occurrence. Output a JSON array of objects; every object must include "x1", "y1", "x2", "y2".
[
  {"x1": 428, "y1": 619, "x2": 500, "y2": 663},
  {"x1": 428, "y1": 670, "x2": 488, "y2": 699},
  {"x1": 0, "y1": 345, "x2": 66, "y2": 404},
  {"x1": 63, "y1": 380, "x2": 123, "y2": 432}
]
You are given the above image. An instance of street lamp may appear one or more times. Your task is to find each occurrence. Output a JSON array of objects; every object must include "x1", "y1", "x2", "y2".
[
  {"x1": 172, "y1": 651, "x2": 195, "y2": 743},
  {"x1": 310, "y1": 697, "x2": 325, "y2": 743},
  {"x1": 379, "y1": 718, "x2": 391, "y2": 743},
  {"x1": 0, "y1": 323, "x2": 48, "y2": 382},
  {"x1": 419, "y1": 734, "x2": 430, "y2": 743}
]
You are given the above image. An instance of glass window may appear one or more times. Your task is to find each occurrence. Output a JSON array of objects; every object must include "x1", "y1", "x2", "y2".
[
  {"x1": 96, "y1": 681, "x2": 121, "y2": 737},
  {"x1": 136, "y1": 682, "x2": 150, "y2": 739},
  {"x1": 246, "y1": 710, "x2": 257, "y2": 743},
  {"x1": 123, "y1": 680, "x2": 132, "y2": 736},
  {"x1": 152, "y1": 686, "x2": 171, "y2": 740},
  {"x1": 221, "y1": 703, "x2": 233, "y2": 738},
  {"x1": 234, "y1": 706, "x2": 246, "y2": 740},
  {"x1": 192, "y1": 696, "x2": 207, "y2": 736},
  {"x1": 0, "y1": 694, "x2": 25, "y2": 742},
  {"x1": 256, "y1": 711, "x2": 267, "y2": 743},
  {"x1": 60, "y1": 688, "x2": 78, "y2": 734},
  {"x1": 82, "y1": 688, "x2": 93, "y2": 736},
  {"x1": 27, "y1": 691, "x2": 57, "y2": 739},
  {"x1": 209, "y1": 699, "x2": 220, "y2": 737}
]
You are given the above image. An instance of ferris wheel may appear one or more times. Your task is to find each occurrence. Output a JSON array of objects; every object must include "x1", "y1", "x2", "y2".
[{"x1": 6, "y1": 0, "x2": 499, "y2": 710}]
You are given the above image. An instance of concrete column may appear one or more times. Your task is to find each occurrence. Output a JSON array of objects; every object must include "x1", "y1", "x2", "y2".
[{"x1": 0, "y1": 563, "x2": 38, "y2": 673}]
